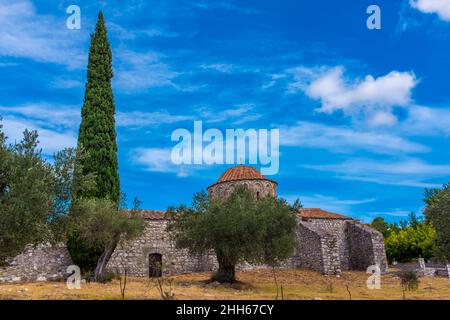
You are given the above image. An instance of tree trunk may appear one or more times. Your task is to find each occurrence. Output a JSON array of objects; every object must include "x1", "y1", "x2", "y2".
[
  {"x1": 94, "y1": 238, "x2": 118, "y2": 281},
  {"x1": 214, "y1": 255, "x2": 236, "y2": 283}
]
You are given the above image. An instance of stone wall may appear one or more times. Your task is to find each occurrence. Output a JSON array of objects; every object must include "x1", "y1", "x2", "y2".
[
  {"x1": 208, "y1": 179, "x2": 277, "y2": 200},
  {"x1": 394, "y1": 258, "x2": 449, "y2": 277},
  {"x1": 346, "y1": 222, "x2": 388, "y2": 272},
  {"x1": 0, "y1": 216, "x2": 388, "y2": 281},
  {"x1": 296, "y1": 222, "x2": 325, "y2": 272},
  {"x1": 0, "y1": 243, "x2": 72, "y2": 283},
  {"x1": 295, "y1": 219, "x2": 388, "y2": 275},
  {"x1": 107, "y1": 219, "x2": 217, "y2": 276},
  {"x1": 307, "y1": 219, "x2": 349, "y2": 272}
]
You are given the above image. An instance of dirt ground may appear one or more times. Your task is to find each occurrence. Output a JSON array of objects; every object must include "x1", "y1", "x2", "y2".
[{"x1": 0, "y1": 268, "x2": 449, "y2": 300}]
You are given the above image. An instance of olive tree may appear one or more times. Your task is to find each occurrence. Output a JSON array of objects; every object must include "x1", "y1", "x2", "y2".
[
  {"x1": 67, "y1": 198, "x2": 145, "y2": 281},
  {"x1": 0, "y1": 128, "x2": 55, "y2": 265},
  {"x1": 167, "y1": 186, "x2": 298, "y2": 283}
]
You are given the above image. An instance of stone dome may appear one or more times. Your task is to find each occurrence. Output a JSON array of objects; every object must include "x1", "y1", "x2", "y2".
[
  {"x1": 217, "y1": 165, "x2": 267, "y2": 183},
  {"x1": 208, "y1": 165, "x2": 277, "y2": 199}
]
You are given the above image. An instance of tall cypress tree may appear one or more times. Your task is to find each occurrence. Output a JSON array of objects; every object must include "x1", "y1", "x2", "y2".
[
  {"x1": 69, "y1": 12, "x2": 120, "y2": 274},
  {"x1": 77, "y1": 11, "x2": 120, "y2": 205}
]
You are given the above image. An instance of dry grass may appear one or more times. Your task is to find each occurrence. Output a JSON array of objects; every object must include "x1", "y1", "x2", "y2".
[{"x1": 0, "y1": 268, "x2": 449, "y2": 300}]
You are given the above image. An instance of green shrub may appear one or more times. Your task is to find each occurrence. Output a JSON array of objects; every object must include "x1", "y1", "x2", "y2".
[
  {"x1": 97, "y1": 272, "x2": 118, "y2": 283},
  {"x1": 67, "y1": 233, "x2": 104, "y2": 275},
  {"x1": 400, "y1": 271, "x2": 420, "y2": 292},
  {"x1": 385, "y1": 223, "x2": 436, "y2": 263}
]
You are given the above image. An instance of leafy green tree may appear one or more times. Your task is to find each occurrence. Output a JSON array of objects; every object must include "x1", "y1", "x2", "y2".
[
  {"x1": 0, "y1": 119, "x2": 10, "y2": 197},
  {"x1": 77, "y1": 11, "x2": 120, "y2": 205},
  {"x1": 0, "y1": 128, "x2": 55, "y2": 265},
  {"x1": 50, "y1": 147, "x2": 96, "y2": 241},
  {"x1": 67, "y1": 198, "x2": 145, "y2": 281},
  {"x1": 384, "y1": 218, "x2": 436, "y2": 263},
  {"x1": 370, "y1": 217, "x2": 390, "y2": 238},
  {"x1": 424, "y1": 185, "x2": 450, "y2": 262},
  {"x1": 167, "y1": 186, "x2": 298, "y2": 283}
]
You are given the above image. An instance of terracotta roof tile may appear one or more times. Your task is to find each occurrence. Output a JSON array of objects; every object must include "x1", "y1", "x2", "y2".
[
  {"x1": 207, "y1": 165, "x2": 278, "y2": 190},
  {"x1": 299, "y1": 208, "x2": 353, "y2": 220},
  {"x1": 217, "y1": 165, "x2": 266, "y2": 182}
]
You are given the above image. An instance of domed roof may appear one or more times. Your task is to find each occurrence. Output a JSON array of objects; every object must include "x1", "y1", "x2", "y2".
[
  {"x1": 207, "y1": 164, "x2": 278, "y2": 193},
  {"x1": 207, "y1": 165, "x2": 277, "y2": 190},
  {"x1": 217, "y1": 165, "x2": 266, "y2": 183}
]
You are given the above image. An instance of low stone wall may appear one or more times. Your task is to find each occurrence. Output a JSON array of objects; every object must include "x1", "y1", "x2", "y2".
[
  {"x1": 107, "y1": 220, "x2": 217, "y2": 276},
  {"x1": 0, "y1": 243, "x2": 72, "y2": 283},
  {"x1": 394, "y1": 259, "x2": 450, "y2": 277}
]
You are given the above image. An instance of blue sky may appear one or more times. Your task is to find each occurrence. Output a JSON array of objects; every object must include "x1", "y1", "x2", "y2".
[{"x1": 1, "y1": 0, "x2": 450, "y2": 223}]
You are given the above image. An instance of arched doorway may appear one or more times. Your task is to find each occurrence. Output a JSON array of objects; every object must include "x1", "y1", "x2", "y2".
[{"x1": 148, "y1": 253, "x2": 162, "y2": 277}]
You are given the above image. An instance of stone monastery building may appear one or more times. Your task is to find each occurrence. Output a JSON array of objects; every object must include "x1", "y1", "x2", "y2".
[
  {"x1": 0, "y1": 165, "x2": 388, "y2": 282},
  {"x1": 107, "y1": 165, "x2": 388, "y2": 277}
]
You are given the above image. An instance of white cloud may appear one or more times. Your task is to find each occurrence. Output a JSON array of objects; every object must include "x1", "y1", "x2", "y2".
[
  {"x1": 304, "y1": 158, "x2": 450, "y2": 188},
  {"x1": 1, "y1": 116, "x2": 77, "y2": 154},
  {"x1": 282, "y1": 193, "x2": 375, "y2": 215},
  {"x1": 132, "y1": 147, "x2": 207, "y2": 177},
  {"x1": 262, "y1": 73, "x2": 287, "y2": 90},
  {"x1": 200, "y1": 63, "x2": 259, "y2": 75},
  {"x1": 117, "y1": 111, "x2": 193, "y2": 128},
  {"x1": 51, "y1": 78, "x2": 84, "y2": 89},
  {"x1": 0, "y1": 104, "x2": 80, "y2": 129},
  {"x1": 0, "y1": 0, "x2": 87, "y2": 68},
  {"x1": 0, "y1": 103, "x2": 195, "y2": 131},
  {"x1": 197, "y1": 104, "x2": 262, "y2": 124},
  {"x1": 288, "y1": 66, "x2": 417, "y2": 126},
  {"x1": 0, "y1": 103, "x2": 78, "y2": 154},
  {"x1": 200, "y1": 63, "x2": 234, "y2": 73},
  {"x1": 114, "y1": 50, "x2": 181, "y2": 91},
  {"x1": 0, "y1": 102, "x2": 200, "y2": 144},
  {"x1": 133, "y1": 148, "x2": 175, "y2": 173},
  {"x1": 280, "y1": 121, "x2": 428, "y2": 155},
  {"x1": 410, "y1": 0, "x2": 450, "y2": 21},
  {"x1": 402, "y1": 105, "x2": 450, "y2": 136},
  {"x1": 368, "y1": 111, "x2": 398, "y2": 127},
  {"x1": 108, "y1": 22, "x2": 179, "y2": 40},
  {"x1": 367, "y1": 210, "x2": 411, "y2": 217}
]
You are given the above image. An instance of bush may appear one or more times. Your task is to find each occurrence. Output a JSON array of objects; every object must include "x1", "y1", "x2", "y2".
[
  {"x1": 400, "y1": 271, "x2": 420, "y2": 292},
  {"x1": 376, "y1": 212, "x2": 437, "y2": 263},
  {"x1": 97, "y1": 272, "x2": 118, "y2": 283},
  {"x1": 67, "y1": 234, "x2": 105, "y2": 275},
  {"x1": 385, "y1": 222, "x2": 436, "y2": 263}
]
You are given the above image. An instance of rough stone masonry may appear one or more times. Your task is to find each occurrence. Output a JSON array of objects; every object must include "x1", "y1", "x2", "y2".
[
  {"x1": 107, "y1": 165, "x2": 388, "y2": 277},
  {"x1": 0, "y1": 165, "x2": 388, "y2": 282}
]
